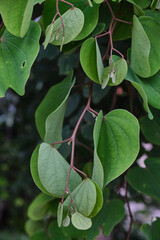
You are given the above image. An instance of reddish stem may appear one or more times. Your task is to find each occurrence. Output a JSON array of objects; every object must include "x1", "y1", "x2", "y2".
[
  {"x1": 61, "y1": 84, "x2": 93, "y2": 204},
  {"x1": 95, "y1": 31, "x2": 109, "y2": 39},
  {"x1": 51, "y1": 137, "x2": 71, "y2": 147},
  {"x1": 0, "y1": 21, "x2": 4, "y2": 30},
  {"x1": 88, "y1": 107, "x2": 99, "y2": 116},
  {"x1": 73, "y1": 167, "x2": 87, "y2": 178}
]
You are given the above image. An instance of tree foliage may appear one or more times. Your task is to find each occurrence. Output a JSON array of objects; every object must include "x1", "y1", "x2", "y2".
[{"x1": 0, "y1": 0, "x2": 160, "y2": 239}]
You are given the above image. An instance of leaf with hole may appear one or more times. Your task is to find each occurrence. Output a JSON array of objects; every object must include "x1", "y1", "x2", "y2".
[
  {"x1": 35, "y1": 72, "x2": 75, "y2": 145},
  {"x1": 127, "y1": 158, "x2": 160, "y2": 200},
  {"x1": 38, "y1": 143, "x2": 82, "y2": 197},
  {"x1": 0, "y1": 21, "x2": 40, "y2": 97}
]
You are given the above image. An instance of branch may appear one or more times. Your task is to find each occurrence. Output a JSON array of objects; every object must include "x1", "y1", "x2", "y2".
[{"x1": 125, "y1": 175, "x2": 134, "y2": 240}]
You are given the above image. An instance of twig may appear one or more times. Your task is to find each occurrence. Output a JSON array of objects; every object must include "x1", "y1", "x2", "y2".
[
  {"x1": 125, "y1": 176, "x2": 134, "y2": 240},
  {"x1": 60, "y1": 84, "x2": 94, "y2": 205}
]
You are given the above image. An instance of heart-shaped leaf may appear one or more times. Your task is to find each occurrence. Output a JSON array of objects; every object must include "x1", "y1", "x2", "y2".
[
  {"x1": 0, "y1": 21, "x2": 40, "y2": 97},
  {"x1": 93, "y1": 109, "x2": 140, "y2": 186},
  {"x1": 38, "y1": 143, "x2": 82, "y2": 197},
  {"x1": 35, "y1": 72, "x2": 75, "y2": 145},
  {"x1": 0, "y1": 0, "x2": 34, "y2": 37},
  {"x1": 127, "y1": 158, "x2": 160, "y2": 200},
  {"x1": 63, "y1": 179, "x2": 97, "y2": 217}
]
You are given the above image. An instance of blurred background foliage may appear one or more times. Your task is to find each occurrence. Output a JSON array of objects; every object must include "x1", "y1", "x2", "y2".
[{"x1": 0, "y1": 1, "x2": 160, "y2": 240}]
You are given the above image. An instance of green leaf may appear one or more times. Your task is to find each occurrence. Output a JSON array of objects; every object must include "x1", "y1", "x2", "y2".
[
  {"x1": 49, "y1": 221, "x2": 70, "y2": 240},
  {"x1": 62, "y1": 222, "x2": 89, "y2": 238},
  {"x1": 102, "y1": 56, "x2": 128, "y2": 88},
  {"x1": 50, "y1": 8, "x2": 84, "y2": 46},
  {"x1": 0, "y1": 21, "x2": 40, "y2": 97},
  {"x1": 92, "y1": 111, "x2": 104, "y2": 189},
  {"x1": 127, "y1": 158, "x2": 160, "y2": 200},
  {"x1": 64, "y1": 179, "x2": 97, "y2": 217},
  {"x1": 80, "y1": 38, "x2": 104, "y2": 83},
  {"x1": 57, "y1": 203, "x2": 63, "y2": 227},
  {"x1": 131, "y1": 15, "x2": 160, "y2": 77},
  {"x1": 87, "y1": 199, "x2": 125, "y2": 240},
  {"x1": 141, "y1": 224, "x2": 152, "y2": 240},
  {"x1": 34, "y1": 0, "x2": 45, "y2": 4},
  {"x1": 140, "y1": 109, "x2": 160, "y2": 145},
  {"x1": 130, "y1": 15, "x2": 150, "y2": 78},
  {"x1": 93, "y1": 109, "x2": 140, "y2": 186},
  {"x1": 102, "y1": 200, "x2": 125, "y2": 236},
  {"x1": 141, "y1": 219, "x2": 160, "y2": 240},
  {"x1": 125, "y1": 67, "x2": 153, "y2": 119},
  {"x1": 29, "y1": 231, "x2": 49, "y2": 240},
  {"x1": 71, "y1": 212, "x2": 92, "y2": 230},
  {"x1": 38, "y1": 143, "x2": 82, "y2": 197},
  {"x1": 43, "y1": 0, "x2": 87, "y2": 28},
  {"x1": 139, "y1": 16, "x2": 160, "y2": 77},
  {"x1": 0, "y1": 0, "x2": 34, "y2": 37},
  {"x1": 88, "y1": 181, "x2": 103, "y2": 218},
  {"x1": 25, "y1": 220, "x2": 42, "y2": 236},
  {"x1": 30, "y1": 145, "x2": 52, "y2": 195},
  {"x1": 144, "y1": 9, "x2": 160, "y2": 23},
  {"x1": 74, "y1": 3, "x2": 99, "y2": 41},
  {"x1": 127, "y1": 0, "x2": 151, "y2": 9},
  {"x1": 93, "y1": 0, "x2": 104, "y2": 3},
  {"x1": 151, "y1": 0, "x2": 159, "y2": 9},
  {"x1": 112, "y1": 2, "x2": 133, "y2": 41},
  {"x1": 43, "y1": 23, "x2": 54, "y2": 49},
  {"x1": 27, "y1": 193, "x2": 53, "y2": 221},
  {"x1": 63, "y1": 216, "x2": 70, "y2": 227},
  {"x1": 35, "y1": 72, "x2": 75, "y2": 145}
]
